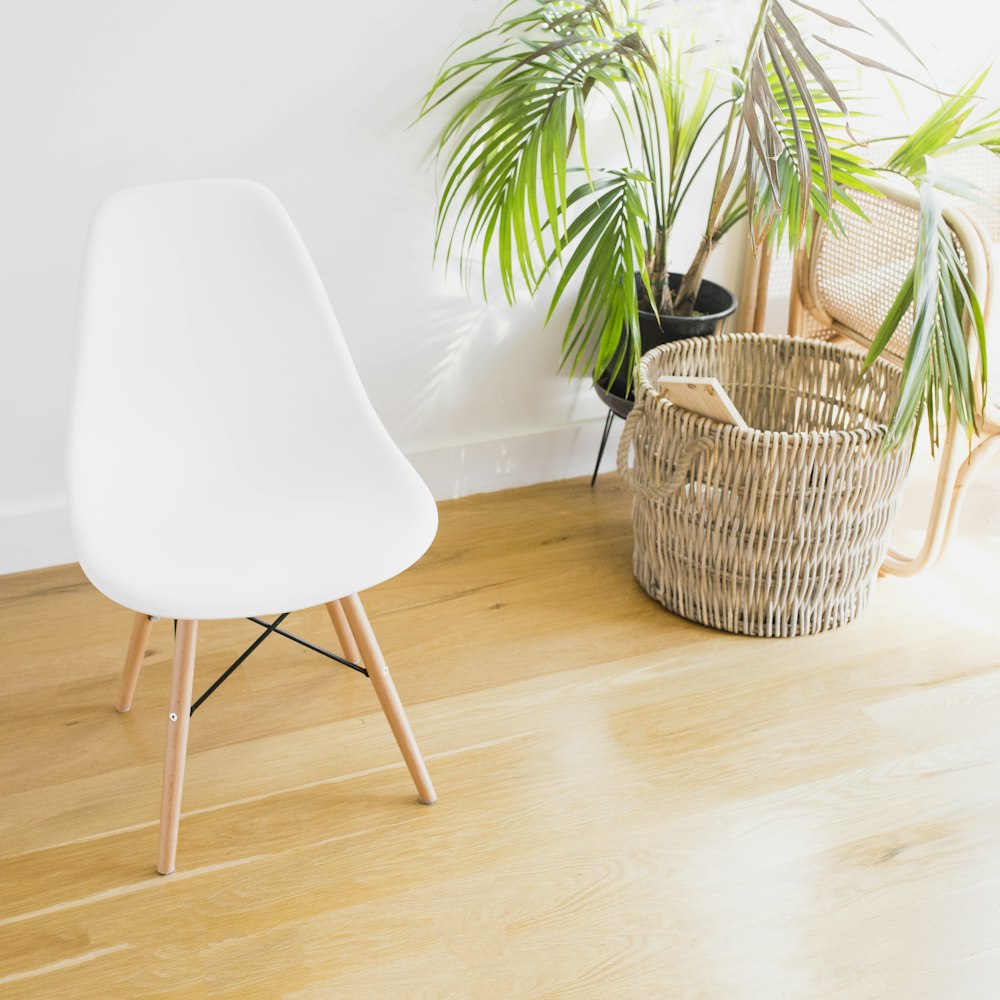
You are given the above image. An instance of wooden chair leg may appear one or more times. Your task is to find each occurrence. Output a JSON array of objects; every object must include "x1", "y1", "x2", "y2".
[
  {"x1": 332, "y1": 595, "x2": 437, "y2": 805},
  {"x1": 116, "y1": 612, "x2": 155, "y2": 713},
  {"x1": 324, "y1": 598, "x2": 360, "y2": 664},
  {"x1": 157, "y1": 619, "x2": 198, "y2": 875}
]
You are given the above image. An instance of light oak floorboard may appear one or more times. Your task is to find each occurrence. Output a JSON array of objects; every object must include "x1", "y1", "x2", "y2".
[{"x1": 1, "y1": 471, "x2": 999, "y2": 998}]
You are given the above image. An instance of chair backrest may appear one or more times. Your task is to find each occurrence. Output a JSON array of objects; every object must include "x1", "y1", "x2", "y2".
[
  {"x1": 69, "y1": 180, "x2": 420, "y2": 568},
  {"x1": 947, "y1": 146, "x2": 1000, "y2": 243},
  {"x1": 791, "y1": 175, "x2": 993, "y2": 371}
]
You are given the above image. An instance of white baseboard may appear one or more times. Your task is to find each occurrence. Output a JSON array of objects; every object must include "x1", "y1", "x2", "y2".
[
  {"x1": 409, "y1": 417, "x2": 623, "y2": 500},
  {"x1": 0, "y1": 417, "x2": 623, "y2": 576}
]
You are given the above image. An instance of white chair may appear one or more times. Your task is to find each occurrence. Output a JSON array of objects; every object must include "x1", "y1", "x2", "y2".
[{"x1": 68, "y1": 179, "x2": 438, "y2": 874}]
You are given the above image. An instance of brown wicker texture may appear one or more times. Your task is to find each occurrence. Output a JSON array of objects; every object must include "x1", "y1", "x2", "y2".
[
  {"x1": 796, "y1": 154, "x2": 996, "y2": 356},
  {"x1": 801, "y1": 188, "x2": 922, "y2": 364},
  {"x1": 618, "y1": 334, "x2": 910, "y2": 637}
]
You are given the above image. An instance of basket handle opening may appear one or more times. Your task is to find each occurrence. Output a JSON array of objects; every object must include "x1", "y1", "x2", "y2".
[{"x1": 618, "y1": 410, "x2": 719, "y2": 500}]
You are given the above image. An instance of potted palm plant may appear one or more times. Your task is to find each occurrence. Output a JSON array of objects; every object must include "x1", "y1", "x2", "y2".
[{"x1": 420, "y1": 0, "x2": 999, "y2": 449}]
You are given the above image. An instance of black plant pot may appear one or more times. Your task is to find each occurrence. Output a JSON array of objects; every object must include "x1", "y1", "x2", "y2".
[{"x1": 595, "y1": 272, "x2": 737, "y2": 416}]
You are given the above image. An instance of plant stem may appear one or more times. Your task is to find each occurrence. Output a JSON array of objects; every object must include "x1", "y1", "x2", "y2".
[{"x1": 675, "y1": 0, "x2": 772, "y2": 314}]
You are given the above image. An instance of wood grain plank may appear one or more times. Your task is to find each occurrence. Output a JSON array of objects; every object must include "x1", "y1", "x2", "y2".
[{"x1": 1, "y1": 472, "x2": 999, "y2": 997}]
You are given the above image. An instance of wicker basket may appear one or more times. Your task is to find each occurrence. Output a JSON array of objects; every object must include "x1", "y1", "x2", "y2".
[{"x1": 617, "y1": 334, "x2": 910, "y2": 636}]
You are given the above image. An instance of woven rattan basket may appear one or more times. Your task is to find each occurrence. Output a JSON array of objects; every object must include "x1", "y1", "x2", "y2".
[{"x1": 617, "y1": 334, "x2": 911, "y2": 637}]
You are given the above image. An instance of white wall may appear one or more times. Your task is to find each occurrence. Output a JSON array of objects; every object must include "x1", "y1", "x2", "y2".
[
  {"x1": 16, "y1": 1, "x2": 985, "y2": 574},
  {"x1": 0, "y1": 0, "x2": 747, "y2": 574}
]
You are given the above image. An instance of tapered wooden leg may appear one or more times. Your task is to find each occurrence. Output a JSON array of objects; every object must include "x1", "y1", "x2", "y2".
[
  {"x1": 324, "y1": 599, "x2": 361, "y2": 664},
  {"x1": 116, "y1": 612, "x2": 155, "y2": 713},
  {"x1": 333, "y1": 595, "x2": 436, "y2": 805},
  {"x1": 157, "y1": 619, "x2": 198, "y2": 875}
]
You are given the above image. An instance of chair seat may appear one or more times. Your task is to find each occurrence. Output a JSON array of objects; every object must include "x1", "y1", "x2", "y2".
[{"x1": 74, "y1": 462, "x2": 438, "y2": 620}]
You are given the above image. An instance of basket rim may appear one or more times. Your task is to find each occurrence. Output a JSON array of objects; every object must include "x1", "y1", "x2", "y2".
[{"x1": 637, "y1": 332, "x2": 899, "y2": 446}]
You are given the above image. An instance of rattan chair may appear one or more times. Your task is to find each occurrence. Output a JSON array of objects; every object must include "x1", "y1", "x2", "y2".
[{"x1": 789, "y1": 170, "x2": 998, "y2": 576}]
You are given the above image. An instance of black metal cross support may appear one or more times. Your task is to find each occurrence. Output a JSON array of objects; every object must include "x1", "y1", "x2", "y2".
[
  {"x1": 245, "y1": 617, "x2": 367, "y2": 675},
  {"x1": 188, "y1": 612, "x2": 366, "y2": 717}
]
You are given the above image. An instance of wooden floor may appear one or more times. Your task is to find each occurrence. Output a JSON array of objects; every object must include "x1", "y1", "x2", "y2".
[{"x1": 2, "y1": 469, "x2": 1000, "y2": 999}]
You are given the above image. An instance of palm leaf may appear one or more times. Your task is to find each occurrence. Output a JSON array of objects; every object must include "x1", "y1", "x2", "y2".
[
  {"x1": 870, "y1": 176, "x2": 988, "y2": 452},
  {"x1": 541, "y1": 171, "x2": 651, "y2": 387}
]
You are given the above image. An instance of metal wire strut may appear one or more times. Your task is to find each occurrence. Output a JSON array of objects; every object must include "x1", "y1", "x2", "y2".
[
  {"x1": 245, "y1": 617, "x2": 368, "y2": 676},
  {"x1": 590, "y1": 409, "x2": 618, "y2": 487},
  {"x1": 188, "y1": 612, "x2": 367, "y2": 716}
]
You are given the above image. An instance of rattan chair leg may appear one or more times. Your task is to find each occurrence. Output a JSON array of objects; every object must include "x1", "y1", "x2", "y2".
[
  {"x1": 333, "y1": 595, "x2": 436, "y2": 805},
  {"x1": 882, "y1": 413, "x2": 969, "y2": 576},
  {"x1": 157, "y1": 619, "x2": 198, "y2": 875},
  {"x1": 947, "y1": 435, "x2": 1000, "y2": 538},
  {"x1": 116, "y1": 611, "x2": 154, "y2": 713},
  {"x1": 884, "y1": 428, "x2": 1000, "y2": 576}
]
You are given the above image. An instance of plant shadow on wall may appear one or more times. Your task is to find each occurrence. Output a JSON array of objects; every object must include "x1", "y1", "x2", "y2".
[
  {"x1": 419, "y1": 0, "x2": 1000, "y2": 453},
  {"x1": 373, "y1": 292, "x2": 588, "y2": 448},
  {"x1": 375, "y1": 296, "x2": 497, "y2": 436}
]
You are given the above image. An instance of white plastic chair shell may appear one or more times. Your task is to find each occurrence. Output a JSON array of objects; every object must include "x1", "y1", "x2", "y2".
[{"x1": 69, "y1": 179, "x2": 437, "y2": 619}]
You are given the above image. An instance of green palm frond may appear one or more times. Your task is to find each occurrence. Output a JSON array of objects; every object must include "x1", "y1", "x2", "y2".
[
  {"x1": 749, "y1": 72, "x2": 877, "y2": 252},
  {"x1": 422, "y1": 1, "x2": 658, "y2": 303},
  {"x1": 542, "y1": 169, "x2": 651, "y2": 389},
  {"x1": 862, "y1": 170, "x2": 988, "y2": 452},
  {"x1": 861, "y1": 75, "x2": 1000, "y2": 452},
  {"x1": 886, "y1": 72, "x2": 1000, "y2": 177},
  {"x1": 421, "y1": 0, "x2": 1000, "y2": 450},
  {"x1": 673, "y1": 0, "x2": 875, "y2": 311},
  {"x1": 742, "y1": 4, "x2": 880, "y2": 242}
]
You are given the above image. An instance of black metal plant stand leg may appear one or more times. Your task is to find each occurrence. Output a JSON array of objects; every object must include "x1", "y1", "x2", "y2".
[{"x1": 590, "y1": 409, "x2": 618, "y2": 487}]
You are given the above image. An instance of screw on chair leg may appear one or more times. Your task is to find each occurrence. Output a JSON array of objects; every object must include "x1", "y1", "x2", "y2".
[
  {"x1": 590, "y1": 409, "x2": 616, "y2": 487},
  {"x1": 116, "y1": 612, "x2": 155, "y2": 713},
  {"x1": 333, "y1": 595, "x2": 437, "y2": 805},
  {"x1": 157, "y1": 619, "x2": 198, "y2": 875}
]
